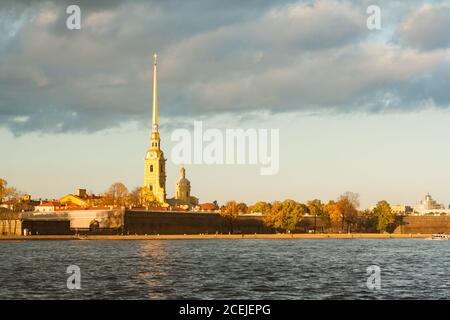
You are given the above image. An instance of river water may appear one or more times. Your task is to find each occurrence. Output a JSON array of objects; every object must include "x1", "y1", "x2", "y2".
[{"x1": 0, "y1": 239, "x2": 449, "y2": 299}]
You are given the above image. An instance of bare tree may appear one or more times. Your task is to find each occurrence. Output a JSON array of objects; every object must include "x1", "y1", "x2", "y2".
[{"x1": 103, "y1": 182, "x2": 129, "y2": 207}]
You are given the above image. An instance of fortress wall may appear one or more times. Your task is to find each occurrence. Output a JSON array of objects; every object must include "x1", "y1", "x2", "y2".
[
  {"x1": 65, "y1": 210, "x2": 124, "y2": 229},
  {"x1": 124, "y1": 211, "x2": 329, "y2": 235},
  {"x1": 125, "y1": 211, "x2": 228, "y2": 234},
  {"x1": 23, "y1": 210, "x2": 124, "y2": 229},
  {"x1": 19, "y1": 210, "x2": 124, "y2": 235},
  {"x1": 394, "y1": 216, "x2": 450, "y2": 234},
  {"x1": 14, "y1": 211, "x2": 450, "y2": 235},
  {"x1": 21, "y1": 220, "x2": 71, "y2": 235}
]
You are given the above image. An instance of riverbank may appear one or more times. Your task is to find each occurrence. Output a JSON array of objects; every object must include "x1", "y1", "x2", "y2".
[{"x1": 0, "y1": 233, "x2": 432, "y2": 241}]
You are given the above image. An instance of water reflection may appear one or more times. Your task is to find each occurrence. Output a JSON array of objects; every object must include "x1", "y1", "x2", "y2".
[{"x1": 138, "y1": 241, "x2": 172, "y2": 299}]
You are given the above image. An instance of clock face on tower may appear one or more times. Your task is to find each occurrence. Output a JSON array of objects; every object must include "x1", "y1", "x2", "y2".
[{"x1": 146, "y1": 151, "x2": 157, "y2": 159}]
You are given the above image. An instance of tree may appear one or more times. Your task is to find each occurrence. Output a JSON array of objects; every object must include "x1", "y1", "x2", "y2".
[
  {"x1": 140, "y1": 186, "x2": 159, "y2": 207},
  {"x1": 337, "y1": 192, "x2": 359, "y2": 232},
  {"x1": 103, "y1": 182, "x2": 129, "y2": 207},
  {"x1": 358, "y1": 209, "x2": 378, "y2": 233},
  {"x1": 127, "y1": 186, "x2": 142, "y2": 207},
  {"x1": 220, "y1": 201, "x2": 239, "y2": 218},
  {"x1": 324, "y1": 200, "x2": 340, "y2": 229},
  {"x1": 9, "y1": 191, "x2": 26, "y2": 212},
  {"x1": 307, "y1": 199, "x2": 324, "y2": 233},
  {"x1": 249, "y1": 201, "x2": 271, "y2": 215},
  {"x1": 306, "y1": 199, "x2": 325, "y2": 217},
  {"x1": 0, "y1": 179, "x2": 26, "y2": 212},
  {"x1": 264, "y1": 199, "x2": 306, "y2": 233},
  {"x1": 0, "y1": 178, "x2": 16, "y2": 203},
  {"x1": 237, "y1": 202, "x2": 248, "y2": 214},
  {"x1": 373, "y1": 200, "x2": 395, "y2": 233},
  {"x1": 340, "y1": 191, "x2": 360, "y2": 208},
  {"x1": 0, "y1": 178, "x2": 6, "y2": 202},
  {"x1": 220, "y1": 201, "x2": 240, "y2": 233}
]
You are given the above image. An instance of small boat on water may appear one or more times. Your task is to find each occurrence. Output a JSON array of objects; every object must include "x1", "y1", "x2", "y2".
[{"x1": 426, "y1": 233, "x2": 449, "y2": 240}]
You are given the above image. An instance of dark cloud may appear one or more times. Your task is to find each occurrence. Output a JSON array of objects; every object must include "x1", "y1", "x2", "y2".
[{"x1": 0, "y1": 0, "x2": 449, "y2": 135}]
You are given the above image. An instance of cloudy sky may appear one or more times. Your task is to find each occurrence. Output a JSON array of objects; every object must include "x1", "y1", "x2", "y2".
[{"x1": 1, "y1": 0, "x2": 450, "y2": 208}]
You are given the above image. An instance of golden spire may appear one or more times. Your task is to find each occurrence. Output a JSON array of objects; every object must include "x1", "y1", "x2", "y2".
[{"x1": 152, "y1": 53, "x2": 158, "y2": 133}]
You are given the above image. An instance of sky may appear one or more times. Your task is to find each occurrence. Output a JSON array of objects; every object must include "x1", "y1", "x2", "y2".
[{"x1": 1, "y1": 0, "x2": 450, "y2": 208}]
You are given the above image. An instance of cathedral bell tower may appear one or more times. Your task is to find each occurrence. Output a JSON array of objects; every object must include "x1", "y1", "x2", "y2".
[
  {"x1": 143, "y1": 53, "x2": 166, "y2": 204},
  {"x1": 175, "y1": 167, "x2": 191, "y2": 203}
]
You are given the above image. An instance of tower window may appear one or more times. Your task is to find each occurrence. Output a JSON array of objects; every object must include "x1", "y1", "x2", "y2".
[
  {"x1": 150, "y1": 185, "x2": 153, "y2": 191},
  {"x1": 150, "y1": 165, "x2": 153, "y2": 172}
]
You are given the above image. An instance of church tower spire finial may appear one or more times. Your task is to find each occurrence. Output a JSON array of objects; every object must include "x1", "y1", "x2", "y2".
[{"x1": 152, "y1": 52, "x2": 158, "y2": 133}]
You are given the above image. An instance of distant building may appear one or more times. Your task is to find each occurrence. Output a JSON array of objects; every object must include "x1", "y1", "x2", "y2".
[
  {"x1": 413, "y1": 194, "x2": 450, "y2": 215},
  {"x1": 416, "y1": 193, "x2": 444, "y2": 211},
  {"x1": 59, "y1": 189, "x2": 102, "y2": 208},
  {"x1": 368, "y1": 204, "x2": 412, "y2": 215},
  {"x1": 197, "y1": 203, "x2": 220, "y2": 212},
  {"x1": 35, "y1": 201, "x2": 61, "y2": 213},
  {"x1": 1, "y1": 194, "x2": 39, "y2": 212},
  {"x1": 369, "y1": 195, "x2": 450, "y2": 215},
  {"x1": 390, "y1": 205, "x2": 412, "y2": 215},
  {"x1": 34, "y1": 188, "x2": 105, "y2": 213},
  {"x1": 0, "y1": 200, "x2": 14, "y2": 210},
  {"x1": 60, "y1": 194, "x2": 87, "y2": 207},
  {"x1": 415, "y1": 194, "x2": 444, "y2": 211}
]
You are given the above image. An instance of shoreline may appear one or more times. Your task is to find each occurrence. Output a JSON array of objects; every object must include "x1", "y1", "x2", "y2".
[{"x1": 0, "y1": 233, "x2": 431, "y2": 241}]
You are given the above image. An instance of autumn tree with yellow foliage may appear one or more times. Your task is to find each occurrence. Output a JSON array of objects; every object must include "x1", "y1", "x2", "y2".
[
  {"x1": 264, "y1": 199, "x2": 307, "y2": 233},
  {"x1": 323, "y1": 192, "x2": 360, "y2": 232},
  {"x1": 220, "y1": 201, "x2": 240, "y2": 233},
  {"x1": 373, "y1": 200, "x2": 396, "y2": 233},
  {"x1": 249, "y1": 201, "x2": 271, "y2": 215}
]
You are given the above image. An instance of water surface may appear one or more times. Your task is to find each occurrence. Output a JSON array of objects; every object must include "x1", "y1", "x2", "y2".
[{"x1": 0, "y1": 239, "x2": 448, "y2": 299}]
